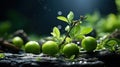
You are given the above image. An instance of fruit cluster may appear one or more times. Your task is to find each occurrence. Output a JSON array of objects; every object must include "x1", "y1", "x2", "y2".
[
  {"x1": 6, "y1": 11, "x2": 120, "y2": 59},
  {"x1": 10, "y1": 11, "x2": 98, "y2": 58},
  {"x1": 12, "y1": 36, "x2": 97, "y2": 58}
]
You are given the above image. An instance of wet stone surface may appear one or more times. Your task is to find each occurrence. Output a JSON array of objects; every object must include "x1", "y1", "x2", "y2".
[{"x1": 0, "y1": 53, "x2": 104, "y2": 67}]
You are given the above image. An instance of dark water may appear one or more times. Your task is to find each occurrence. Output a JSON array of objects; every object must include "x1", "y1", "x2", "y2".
[{"x1": 0, "y1": 0, "x2": 117, "y2": 35}]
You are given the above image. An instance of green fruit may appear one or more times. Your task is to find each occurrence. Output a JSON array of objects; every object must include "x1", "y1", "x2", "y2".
[
  {"x1": 42, "y1": 41, "x2": 59, "y2": 56},
  {"x1": 12, "y1": 36, "x2": 24, "y2": 48},
  {"x1": 81, "y1": 36, "x2": 97, "y2": 52},
  {"x1": 25, "y1": 41, "x2": 41, "y2": 54},
  {"x1": 62, "y1": 43, "x2": 79, "y2": 57}
]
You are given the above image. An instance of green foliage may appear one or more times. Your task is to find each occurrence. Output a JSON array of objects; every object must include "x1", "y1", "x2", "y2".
[
  {"x1": 69, "y1": 25, "x2": 93, "y2": 40},
  {"x1": 67, "y1": 11, "x2": 74, "y2": 24},
  {"x1": 115, "y1": 0, "x2": 120, "y2": 12},
  {"x1": 96, "y1": 34, "x2": 120, "y2": 52},
  {"x1": 103, "y1": 38, "x2": 119, "y2": 52},
  {"x1": 69, "y1": 55, "x2": 75, "y2": 61},
  {"x1": 51, "y1": 27, "x2": 60, "y2": 39},
  {"x1": 80, "y1": 26, "x2": 93, "y2": 35},
  {"x1": 86, "y1": 11, "x2": 100, "y2": 26},
  {"x1": 0, "y1": 53, "x2": 5, "y2": 59},
  {"x1": 57, "y1": 11, "x2": 93, "y2": 42},
  {"x1": 115, "y1": 0, "x2": 120, "y2": 7},
  {"x1": 105, "y1": 14, "x2": 120, "y2": 32},
  {"x1": 57, "y1": 16, "x2": 68, "y2": 23},
  {"x1": 56, "y1": 11, "x2": 120, "y2": 53},
  {"x1": 87, "y1": 10, "x2": 120, "y2": 37},
  {"x1": 36, "y1": 57, "x2": 41, "y2": 61},
  {"x1": 57, "y1": 11, "x2": 74, "y2": 25},
  {"x1": 0, "y1": 21, "x2": 11, "y2": 37},
  {"x1": 65, "y1": 37, "x2": 72, "y2": 43},
  {"x1": 97, "y1": 14, "x2": 120, "y2": 33},
  {"x1": 65, "y1": 25, "x2": 70, "y2": 32},
  {"x1": 51, "y1": 27, "x2": 63, "y2": 44},
  {"x1": 69, "y1": 23, "x2": 81, "y2": 39}
]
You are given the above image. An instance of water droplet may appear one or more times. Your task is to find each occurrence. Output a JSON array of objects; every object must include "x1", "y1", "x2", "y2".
[
  {"x1": 57, "y1": 11, "x2": 62, "y2": 15},
  {"x1": 57, "y1": 25, "x2": 62, "y2": 29}
]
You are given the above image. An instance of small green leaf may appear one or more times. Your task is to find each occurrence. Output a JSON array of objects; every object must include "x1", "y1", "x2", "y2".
[
  {"x1": 51, "y1": 27, "x2": 60, "y2": 38},
  {"x1": 57, "y1": 16, "x2": 68, "y2": 23},
  {"x1": 80, "y1": 26, "x2": 93, "y2": 35},
  {"x1": 36, "y1": 57, "x2": 41, "y2": 61},
  {"x1": 65, "y1": 37, "x2": 72, "y2": 43},
  {"x1": 67, "y1": 11, "x2": 74, "y2": 23},
  {"x1": 65, "y1": 25, "x2": 70, "y2": 32},
  {"x1": 96, "y1": 44, "x2": 105, "y2": 50},
  {"x1": 0, "y1": 53, "x2": 5, "y2": 59},
  {"x1": 69, "y1": 55, "x2": 75, "y2": 61},
  {"x1": 104, "y1": 38, "x2": 119, "y2": 51},
  {"x1": 75, "y1": 34, "x2": 85, "y2": 40}
]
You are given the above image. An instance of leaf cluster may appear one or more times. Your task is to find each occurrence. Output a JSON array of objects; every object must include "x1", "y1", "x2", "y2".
[{"x1": 53, "y1": 11, "x2": 93, "y2": 45}]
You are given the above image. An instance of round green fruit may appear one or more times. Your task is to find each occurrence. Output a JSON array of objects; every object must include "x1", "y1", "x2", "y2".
[
  {"x1": 42, "y1": 41, "x2": 59, "y2": 56},
  {"x1": 62, "y1": 43, "x2": 79, "y2": 57},
  {"x1": 12, "y1": 36, "x2": 24, "y2": 48},
  {"x1": 81, "y1": 36, "x2": 97, "y2": 52},
  {"x1": 25, "y1": 41, "x2": 41, "y2": 54}
]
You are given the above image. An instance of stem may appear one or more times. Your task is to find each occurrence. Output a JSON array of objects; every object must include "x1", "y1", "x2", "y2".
[
  {"x1": 60, "y1": 20, "x2": 79, "y2": 46},
  {"x1": 59, "y1": 16, "x2": 86, "y2": 47}
]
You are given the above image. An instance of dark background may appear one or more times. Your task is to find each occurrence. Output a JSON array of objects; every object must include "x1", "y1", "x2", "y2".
[{"x1": 0, "y1": 0, "x2": 117, "y2": 35}]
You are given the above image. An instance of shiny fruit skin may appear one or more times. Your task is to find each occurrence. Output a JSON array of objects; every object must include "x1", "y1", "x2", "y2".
[
  {"x1": 81, "y1": 36, "x2": 97, "y2": 52},
  {"x1": 62, "y1": 43, "x2": 79, "y2": 57},
  {"x1": 12, "y1": 36, "x2": 24, "y2": 48},
  {"x1": 25, "y1": 41, "x2": 41, "y2": 54},
  {"x1": 42, "y1": 41, "x2": 59, "y2": 56}
]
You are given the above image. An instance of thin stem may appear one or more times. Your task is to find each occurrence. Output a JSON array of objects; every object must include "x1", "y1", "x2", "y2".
[
  {"x1": 60, "y1": 20, "x2": 79, "y2": 46},
  {"x1": 59, "y1": 16, "x2": 86, "y2": 47}
]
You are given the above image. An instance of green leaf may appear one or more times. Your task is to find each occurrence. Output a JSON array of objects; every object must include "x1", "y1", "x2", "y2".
[
  {"x1": 75, "y1": 34, "x2": 85, "y2": 40},
  {"x1": 36, "y1": 57, "x2": 41, "y2": 61},
  {"x1": 80, "y1": 26, "x2": 93, "y2": 35},
  {"x1": 104, "y1": 38, "x2": 119, "y2": 51},
  {"x1": 86, "y1": 11, "x2": 100, "y2": 25},
  {"x1": 69, "y1": 55, "x2": 75, "y2": 61},
  {"x1": 69, "y1": 25, "x2": 93, "y2": 39},
  {"x1": 67, "y1": 11, "x2": 74, "y2": 24},
  {"x1": 65, "y1": 25, "x2": 70, "y2": 32},
  {"x1": 0, "y1": 53, "x2": 5, "y2": 59},
  {"x1": 65, "y1": 37, "x2": 72, "y2": 43},
  {"x1": 70, "y1": 24, "x2": 81, "y2": 38},
  {"x1": 51, "y1": 27, "x2": 60, "y2": 38},
  {"x1": 57, "y1": 16, "x2": 68, "y2": 23},
  {"x1": 96, "y1": 44, "x2": 105, "y2": 50}
]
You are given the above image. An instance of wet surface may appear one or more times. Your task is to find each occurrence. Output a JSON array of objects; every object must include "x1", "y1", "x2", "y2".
[
  {"x1": 0, "y1": 53, "x2": 104, "y2": 67},
  {"x1": 1, "y1": 50, "x2": 120, "y2": 67}
]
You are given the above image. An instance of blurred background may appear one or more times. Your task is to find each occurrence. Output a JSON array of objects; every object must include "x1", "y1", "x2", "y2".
[{"x1": 0, "y1": 0, "x2": 119, "y2": 37}]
